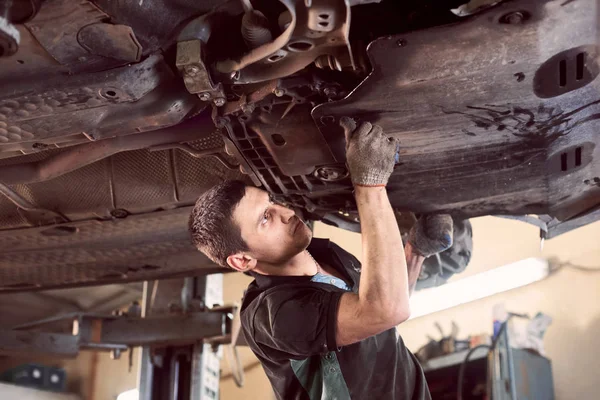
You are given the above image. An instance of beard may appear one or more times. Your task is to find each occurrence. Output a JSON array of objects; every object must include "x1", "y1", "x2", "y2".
[{"x1": 260, "y1": 221, "x2": 313, "y2": 266}]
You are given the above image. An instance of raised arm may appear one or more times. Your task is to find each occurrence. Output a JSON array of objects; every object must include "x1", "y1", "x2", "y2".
[
  {"x1": 333, "y1": 119, "x2": 455, "y2": 347},
  {"x1": 336, "y1": 186, "x2": 411, "y2": 346},
  {"x1": 334, "y1": 119, "x2": 410, "y2": 347}
]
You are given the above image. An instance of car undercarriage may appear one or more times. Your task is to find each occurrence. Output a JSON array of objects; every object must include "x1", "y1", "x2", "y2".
[{"x1": 0, "y1": 0, "x2": 598, "y2": 291}]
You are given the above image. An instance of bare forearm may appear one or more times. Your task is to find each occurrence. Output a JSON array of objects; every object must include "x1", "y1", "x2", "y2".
[
  {"x1": 335, "y1": 119, "x2": 411, "y2": 346},
  {"x1": 405, "y1": 242, "x2": 425, "y2": 296},
  {"x1": 354, "y1": 186, "x2": 410, "y2": 322}
]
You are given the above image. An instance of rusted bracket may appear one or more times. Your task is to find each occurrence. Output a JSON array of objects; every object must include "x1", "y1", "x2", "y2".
[{"x1": 176, "y1": 40, "x2": 226, "y2": 107}]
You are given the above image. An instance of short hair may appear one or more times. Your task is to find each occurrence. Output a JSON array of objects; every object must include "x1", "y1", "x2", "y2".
[{"x1": 189, "y1": 180, "x2": 249, "y2": 268}]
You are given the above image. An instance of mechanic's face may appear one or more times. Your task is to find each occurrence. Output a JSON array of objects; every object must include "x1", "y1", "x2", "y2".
[{"x1": 227, "y1": 187, "x2": 312, "y2": 272}]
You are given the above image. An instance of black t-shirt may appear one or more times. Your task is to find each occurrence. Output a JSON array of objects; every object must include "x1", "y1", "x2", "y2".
[{"x1": 240, "y1": 238, "x2": 431, "y2": 400}]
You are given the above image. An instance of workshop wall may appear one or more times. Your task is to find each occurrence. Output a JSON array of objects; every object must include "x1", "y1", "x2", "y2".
[
  {"x1": 91, "y1": 349, "x2": 139, "y2": 400},
  {"x1": 219, "y1": 217, "x2": 600, "y2": 400}
]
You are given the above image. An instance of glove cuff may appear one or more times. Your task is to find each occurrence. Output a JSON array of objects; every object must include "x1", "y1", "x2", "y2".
[{"x1": 353, "y1": 169, "x2": 392, "y2": 187}]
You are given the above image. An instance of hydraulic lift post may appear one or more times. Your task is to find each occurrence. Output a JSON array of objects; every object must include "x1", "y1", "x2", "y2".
[
  {"x1": 137, "y1": 275, "x2": 226, "y2": 400},
  {"x1": 0, "y1": 275, "x2": 232, "y2": 400}
]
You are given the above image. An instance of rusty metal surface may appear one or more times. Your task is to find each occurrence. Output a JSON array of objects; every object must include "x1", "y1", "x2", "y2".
[
  {"x1": 0, "y1": 55, "x2": 200, "y2": 156},
  {"x1": 215, "y1": 72, "x2": 351, "y2": 209},
  {"x1": 77, "y1": 23, "x2": 142, "y2": 63},
  {"x1": 248, "y1": 103, "x2": 337, "y2": 176},
  {"x1": 174, "y1": 146, "x2": 244, "y2": 202},
  {"x1": 3, "y1": 148, "x2": 244, "y2": 229},
  {"x1": 0, "y1": 24, "x2": 66, "y2": 83},
  {"x1": 216, "y1": 0, "x2": 354, "y2": 84},
  {"x1": 0, "y1": 0, "x2": 597, "y2": 294},
  {"x1": 24, "y1": 0, "x2": 122, "y2": 73},
  {"x1": 3, "y1": 0, "x2": 42, "y2": 24},
  {"x1": 112, "y1": 150, "x2": 175, "y2": 208},
  {"x1": 13, "y1": 160, "x2": 113, "y2": 222},
  {"x1": 0, "y1": 134, "x2": 245, "y2": 292},
  {"x1": 177, "y1": 40, "x2": 225, "y2": 105},
  {"x1": 313, "y1": 0, "x2": 600, "y2": 218},
  {"x1": 93, "y1": 0, "x2": 230, "y2": 56},
  {"x1": 222, "y1": 115, "x2": 337, "y2": 196},
  {"x1": 0, "y1": 207, "x2": 227, "y2": 292},
  {"x1": 0, "y1": 182, "x2": 67, "y2": 225},
  {"x1": 0, "y1": 138, "x2": 245, "y2": 232},
  {"x1": 0, "y1": 116, "x2": 217, "y2": 185}
]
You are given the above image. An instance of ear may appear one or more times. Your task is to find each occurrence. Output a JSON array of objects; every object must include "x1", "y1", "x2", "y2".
[{"x1": 226, "y1": 253, "x2": 258, "y2": 273}]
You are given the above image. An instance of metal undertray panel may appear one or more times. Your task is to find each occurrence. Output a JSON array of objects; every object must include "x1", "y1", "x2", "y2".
[
  {"x1": 313, "y1": 0, "x2": 600, "y2": 220},
  {"x1": 0, "y1": 55, "x2": 200, "y2": 158},
  {"x1": 0, "y1": 207, "x2": 226, "y2": 293}
]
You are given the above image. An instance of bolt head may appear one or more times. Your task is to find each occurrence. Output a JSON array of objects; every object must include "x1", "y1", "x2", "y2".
[
  {"x1": 314, "y1": 166, "x2": 348, "y2": 182},
  {"x1": 507, "y1": 12, "x2": 523, "y2": 23},
  {"x1": 186, "y1": 65, "x2": 200, "y2": 75},
  {"x1": 199, "y1": 92, "x2": 211, "y2": 101},
  {"x1": 214, "y1": 97, "x2": 226, "y2": 107},
  {"x1": 324, "y1": 87, "x2": 337, "y2": 97},
  {"x1": 274, "y1": 88, "x2": 285, "y2": 97},
  {"x1": 241, "y1": 103, "x2": 255, "y2": 115},
  {"x1": 396, "y1": 39, "x2": 407, "y2": 47},
  {"x1": 319, "y1": 115, "x2": 336, "y2": 125},
  {"x1": 111, "y1": 209, "x2": 129, "y2": 219},
  {"x1": 500, "y1": 11, "x2": 527, "y2": 24}
]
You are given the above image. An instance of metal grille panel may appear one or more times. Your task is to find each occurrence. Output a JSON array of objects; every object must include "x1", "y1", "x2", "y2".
[
  {"x1": 0, "y1": 149, "x2": 62, "y2": 165},
  {"x1": 185, "y1": 134, "x2": 224, "y2": 151},
  {"x1": 175, "y1": 150, "x2": 248, "y2": 202},
  {"x1": 112, "y1": 149, "x2": 176, "y2": 208},
  {"x1": 0, "y1": 196, "x2": 29, "y2": 229},
  {"x1": 0, "y1": 146, "x2": 247, "y2": 229},
  {"x1": 13, "y1": 161, "x2": 113, "y2": 217}
]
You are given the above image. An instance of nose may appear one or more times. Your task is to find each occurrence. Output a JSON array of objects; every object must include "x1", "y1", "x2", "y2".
[{"x1": 275, "y1": 204, "x2": 296, "y2": 224}]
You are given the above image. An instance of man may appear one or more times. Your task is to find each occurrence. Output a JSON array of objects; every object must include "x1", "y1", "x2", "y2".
[{"x1": 189, "y1": 118, "x2": 453, "y2": 399}]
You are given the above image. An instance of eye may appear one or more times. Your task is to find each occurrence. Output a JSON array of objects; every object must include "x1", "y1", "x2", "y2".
[{"x1": 261, "y1": 210, "x2": 270, "y2": 225}]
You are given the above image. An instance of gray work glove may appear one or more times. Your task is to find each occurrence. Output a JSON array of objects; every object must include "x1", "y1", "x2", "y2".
[
  {"x1": 340, "y1": 117, "x2": 399, "y2": 187},
  {"x1": 409, "y1": 215, "x2": 454, "y2": 257}
]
